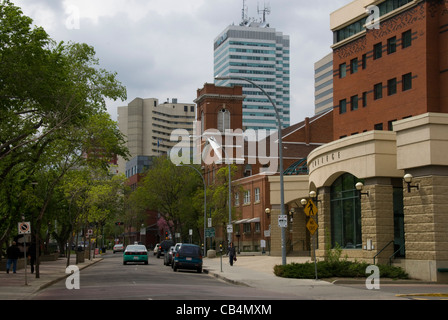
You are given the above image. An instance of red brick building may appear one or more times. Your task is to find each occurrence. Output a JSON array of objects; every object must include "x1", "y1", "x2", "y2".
[
  {"x1": 305, "y1": 0, "x2": 448, "y2": 282},
  {"x1": 195, "y1": 83, "x2": 333, "y2": 253},
  {"x1": 332, "y1": 0, "x2": 448, "y2": 139}
]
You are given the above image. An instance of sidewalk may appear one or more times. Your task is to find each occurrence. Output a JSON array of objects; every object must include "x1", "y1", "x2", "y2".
[
  {"x1": 0, "y1": 254, "x2": 102, "y2": 300},
  {"x1": 201, "y1": 254, "x2": 430, "y2": 300}
]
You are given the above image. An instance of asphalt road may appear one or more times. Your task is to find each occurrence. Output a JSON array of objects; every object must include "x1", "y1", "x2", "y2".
[{"x1": 30, "y1": 253, "x2": 301, "y2": 301}]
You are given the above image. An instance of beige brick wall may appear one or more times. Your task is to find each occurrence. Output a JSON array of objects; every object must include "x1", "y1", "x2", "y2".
[{"x1": 404, "y1": 176, "x2": 448, "y2": 261}]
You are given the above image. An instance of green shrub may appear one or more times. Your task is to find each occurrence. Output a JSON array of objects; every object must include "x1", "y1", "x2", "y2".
[{"x1": 273, "y1": 260, "x2": 408, "y2": 280}]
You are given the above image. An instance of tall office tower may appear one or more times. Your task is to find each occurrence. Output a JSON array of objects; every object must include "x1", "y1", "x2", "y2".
[
  {"x1": 314, "y1": 53, "x2": 333, "y2": 115},
  {"x1": 117, "y1": 98, "x2": 195, "y2": 174},
  {"x1": 214, "y1": 3, "x2": 290, "y2": 130}
]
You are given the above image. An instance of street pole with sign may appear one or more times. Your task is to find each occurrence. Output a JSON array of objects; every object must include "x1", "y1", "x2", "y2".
[
  {"x1": 303, "y1": 199, "x2": 319, "y2": 280},
  {"x1": 215, "y1": 75, "x2": 286, "y2": 265},
  {"x1": 18, "y1": 219, "x2": 31, "y2": 286}
]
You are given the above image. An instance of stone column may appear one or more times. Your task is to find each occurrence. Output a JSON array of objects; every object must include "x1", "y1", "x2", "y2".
[
  {"x1": 403, "y1": 174, "x2": 448, "y2": 282},
  {"x1": 361, "y1": 180, "x2": 395, "y2": 264},
  {"x1": 315, "y1": 187, "x2": 331, "y2": 259}
]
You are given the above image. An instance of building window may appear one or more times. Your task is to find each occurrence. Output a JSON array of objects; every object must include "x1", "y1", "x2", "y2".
[
  {"x1": 362, "y1": 54, "x2": 367, "y2": 70},
  {"x1": 374, "y1": 123, "x2": 383, "y2": 130},
  {"x1": 339, "y1": 99, "x2": 347, "y2": 114},
  {"x1": 217, "y1": 108, "x2": 230, "y2": 132},
  {"x1": 330, "y1": 173, "x2": 362, "y2": 249},
  {"x1": 373, "y1": 42, "x2": 382, "y2": 60},
  {"x1": 362, "y1": 92, "x2": 367, "y2": 107},
  {"x1": 388, "y1": 120, "x2": 397, "y2": 131},
  {"x1": 402, "y1": 30, "x2": 412, "y2": 49},
  {"x1": 254, "y1": 188, "x2": 260, "y2": 202},
  {"x1": 243, "y1": 223, "x2": 251, "y2": 233},
  {"x1": 244, "y1": 190, "x2": 251, "y2": 205},
  {"x1": 255, "y1": 222, "x2": 261, "y2": 233},
  {"x1": 402, "y1": 73, "x2": 412, "y2": 91},
  {"x1": 388, "y1": 78, "x2": 397, "y2": 96},
  {"x1": 244, "y1": 164, "x2": 252, "y2": 177},
  {"x1": 350, "y1": 95, "x2": 358, "y2": 111},
  {"x1": 339, "y1": 63, "x2": 346, "y2": 78},
  {"x1": 235, "y1": 193, "x2": 239, "y2": 206},
  {"x1": 350, "y1": 58, "x2": 358, "y2": 74},
  {"x1": 190, "y1": 106, "x2": 195, "y2": 112},
  {"x1": 374, "y1": 83, "x2": 383, "y2": 100},
  {"x1": 387, "y1": 36, "x2": 396, "y2": 54},
  {"x1": 184, "y1": 106, "x2": 188, "y2": 112}
]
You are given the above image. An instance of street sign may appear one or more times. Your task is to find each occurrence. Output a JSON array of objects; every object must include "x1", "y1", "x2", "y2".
[
  {"x1": 207, "y1": 218, "x2": 212, "y2": 228},
  {"x1": 304, "y1": 199, "x2": 318, "y2": 216},
  {"x1": 227, "y1": 224, "x2": 233, "y2": 233},
  {"x1": 306, "y1": 217, "x2": 319, "y2": 235},
  {"x1": 205, "y1": 227, "x2": 215, "y2": 238},
  {"x1": 18, "y1": 222, "x2": 31, "y2": 234},
  {"x1": 278, "y1": 215, "x2": 287, "y2": 228}
]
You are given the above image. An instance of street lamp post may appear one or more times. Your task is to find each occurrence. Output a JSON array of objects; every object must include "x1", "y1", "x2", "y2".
[
  {"x1": 177, "y1": 164, "x2": 207, "y2": 256},
  {"x1": 215, "y1": 75, "x2": 287, "y2": 265},
  {"x1": 205, "y1": 137, "x2": 232, "y2": 246}
]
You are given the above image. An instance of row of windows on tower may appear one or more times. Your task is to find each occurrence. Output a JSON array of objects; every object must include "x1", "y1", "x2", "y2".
[
  {"x1": 339, "y1": 115, "x2": 412, "y2": 139},
  {"x1": 338, "y1": 29, "x2": 412, "y2": 78},
  {"x1": 338, "y1": 72, "x2": 412, "y2": 114}
]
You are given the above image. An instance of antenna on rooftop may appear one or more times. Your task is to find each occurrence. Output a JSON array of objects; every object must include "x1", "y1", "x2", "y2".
[
  {"x1": 257, "y1": 2, "x2": 271, "y2": 23},
  {"x1": 241, "y1": 0, "x2": 249, "y2": 25}
]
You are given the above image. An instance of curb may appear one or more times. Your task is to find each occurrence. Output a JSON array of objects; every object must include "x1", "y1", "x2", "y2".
[
  {"x1": 26, "y1": 258, "x2": 104, "y2": 298},
  {"x1": 202, "y1": 268, "x2": 251, "y2": 287}
]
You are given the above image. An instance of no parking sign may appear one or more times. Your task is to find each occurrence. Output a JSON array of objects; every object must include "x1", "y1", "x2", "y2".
[{"x1": 18, "y1": 222, "x2": 31, "y2": 234}]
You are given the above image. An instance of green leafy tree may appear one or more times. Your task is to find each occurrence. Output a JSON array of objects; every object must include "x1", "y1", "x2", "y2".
[
  {"x1": 130, "y1": 157, "x2": 203, "y2": 243},
  {"x1": 0, "y1": 2, "x2": 129, "y2": 273}
]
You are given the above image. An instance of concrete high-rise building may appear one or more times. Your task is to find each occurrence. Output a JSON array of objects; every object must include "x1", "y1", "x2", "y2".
[
  {"x1": 117, "y1": 97, "x2": 195, "y2": 174},
  {"x1": 314, "y1": 53, "x2": 333, "y2": 115},
  {"x1": 213, "y1": 4, "x2": 290, "y2": 130}
]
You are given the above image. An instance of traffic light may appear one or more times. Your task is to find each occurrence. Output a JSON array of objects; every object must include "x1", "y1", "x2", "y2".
[
  {"x1": 165, "y1": 231, "x2": 168, "y2": 239},
  {"x1": 115, "y1": 222, "x2": 124, "y2": 226}
]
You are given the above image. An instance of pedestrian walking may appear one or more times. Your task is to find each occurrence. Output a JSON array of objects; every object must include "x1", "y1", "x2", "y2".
[
  {"x1": 228, "y1": 242, "x2": 236, "y2": 266},
  {"x1": 27, "y1": 243, "x2": 36, "y2": 274},
  {"x1": 6, "y1": 241, "x2": 21, "y2": 274}
]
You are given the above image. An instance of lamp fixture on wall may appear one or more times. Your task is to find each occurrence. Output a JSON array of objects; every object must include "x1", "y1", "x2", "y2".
[
  {"x1": 265, "y1": 207, "x2": 271, "y2": 217},
  {"x1": 355, "y1": 182, "x2": 369, "y2": 198},
  {"x1": 404, "y1": 173, "x2": 419, "y2": 193}
]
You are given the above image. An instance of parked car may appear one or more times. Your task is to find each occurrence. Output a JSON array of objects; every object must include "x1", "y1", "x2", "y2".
[
  {"x1": 153, "y1": 243, "x2": 160, "y2": 256},
  {"x1": 113, "y1": 243, "x2": 124, "y2": 253},
  {"x1": 172, "y1": 244, "x2": 202, "y2": 273},
  {"x1": 164, "y1": 246, "x2": 175, "y2": 266},
  {"x1": 171, "y1": 243, "x2": 183, "y2": 268},
  {"x1": 123, "y1": 244, "x2": 148, "y2": 265},
  {"x1": 156, "y1": 240, "x2": 174, "y2": 258}
]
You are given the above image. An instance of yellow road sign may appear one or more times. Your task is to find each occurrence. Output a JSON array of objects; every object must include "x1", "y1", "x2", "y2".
[
  {"x1": 306, "y1": 217, "x2": 319, "y2": 235},
  {"x1": 304, "y1": 199, "x2": 318, "y2": 216}
]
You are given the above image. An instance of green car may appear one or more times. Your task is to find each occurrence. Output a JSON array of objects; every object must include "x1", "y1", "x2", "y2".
[{"x1": 123, "y1": 245, "x2": 148, "y2": 265}]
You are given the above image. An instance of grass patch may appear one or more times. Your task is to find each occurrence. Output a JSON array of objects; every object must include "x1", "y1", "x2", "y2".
[{"x1": 273, "y1": 260, "x2": 408, "y2": 280}]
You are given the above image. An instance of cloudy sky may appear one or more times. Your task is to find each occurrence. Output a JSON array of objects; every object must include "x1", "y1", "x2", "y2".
[{"x1": 13, "y1": 0, "x2": 351, "y2": 125}]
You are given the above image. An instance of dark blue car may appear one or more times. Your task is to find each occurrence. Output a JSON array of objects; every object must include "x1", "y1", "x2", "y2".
[{"x1": 172, "y1": 244, "x2": 202, "y2": 273}]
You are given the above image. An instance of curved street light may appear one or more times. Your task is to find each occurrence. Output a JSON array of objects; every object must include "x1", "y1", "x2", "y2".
[{"x1": 214, "y1": 75, "x2": 286, "y2": 265}]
